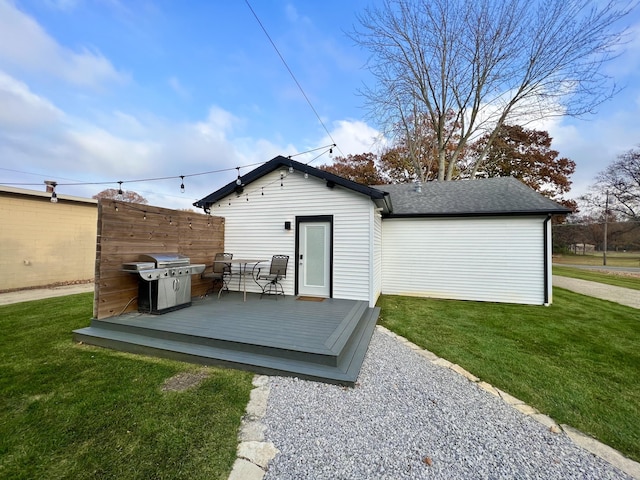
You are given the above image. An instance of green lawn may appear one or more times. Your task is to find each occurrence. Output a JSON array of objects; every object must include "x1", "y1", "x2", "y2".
[
  {"x1": 554, "y1": 251, "x2": 640, "y2": 268},
  {"x1": 377, "y1": 289, "x2": 640, "y2": 463},
  {"x1": 553, "y1": 265, "x2": 640, "y2": 290},
  {"x1": 0, "y1": 293, "x2": 254, "y2": 480}
]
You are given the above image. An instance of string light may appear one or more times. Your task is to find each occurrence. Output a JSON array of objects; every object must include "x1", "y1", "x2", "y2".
[
  {"x1": 143, "y1": 211, "x2": 147, "y2": 220},
  {"x1": 8, "y1": 146, "x2": 338, "y2": 203}
]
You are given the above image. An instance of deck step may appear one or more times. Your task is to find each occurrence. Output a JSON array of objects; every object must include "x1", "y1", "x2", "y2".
[
  {"x1": 81, "y1": 301, "x2": 370, "y2": 368},
  {"x1": 74, "y1": 305, "x2": 379, "y2": 386}
]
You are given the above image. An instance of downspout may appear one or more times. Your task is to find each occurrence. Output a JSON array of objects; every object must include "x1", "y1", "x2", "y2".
[{"x1": 543, "y1": 214, "x2": 552, "y2": 306}]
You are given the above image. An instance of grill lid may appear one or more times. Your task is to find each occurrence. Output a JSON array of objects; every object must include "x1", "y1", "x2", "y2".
[
  {"x1": 122, "y1": 262, "x2": 156, "y2": 272},
  {"x1": 139, "y1": 253, "x2": 190, "y2": 268}
]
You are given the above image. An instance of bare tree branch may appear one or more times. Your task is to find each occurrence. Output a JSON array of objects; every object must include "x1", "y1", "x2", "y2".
[{"x1": 351, "y1": 0, "x2": 634, "y2": 180}]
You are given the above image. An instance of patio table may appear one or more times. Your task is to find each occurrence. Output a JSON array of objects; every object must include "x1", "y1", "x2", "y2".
[{"x1": 214, "y1": 258, "x2": 265, "y2": 301}]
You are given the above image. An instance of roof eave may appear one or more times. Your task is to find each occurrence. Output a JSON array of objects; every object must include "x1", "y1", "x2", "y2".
[
  {"x1": 383, "y1": 209, "x2": 571, "y2": 219},
  {"x1": 194, "y1": 155, "x2": 388, "y2": 209}
]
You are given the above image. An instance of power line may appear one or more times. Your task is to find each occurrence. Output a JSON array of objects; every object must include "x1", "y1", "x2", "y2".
[{"x1": 244, "y1": 0, "x2": 344, "y2": 158}]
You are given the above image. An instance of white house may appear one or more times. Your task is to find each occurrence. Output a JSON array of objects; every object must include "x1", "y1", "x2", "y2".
[{"x1": 194, "y1": 156, "x2": 570, "y2": 306}]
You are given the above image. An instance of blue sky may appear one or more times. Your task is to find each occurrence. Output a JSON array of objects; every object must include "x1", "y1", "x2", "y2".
[{"x1": 1, "y1": 0, "x2": 640, "y2": 210}]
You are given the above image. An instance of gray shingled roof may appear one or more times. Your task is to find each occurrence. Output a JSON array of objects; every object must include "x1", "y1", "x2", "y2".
[{"x1": 377, "y1": 177, "x2": 571, "y2": 217}]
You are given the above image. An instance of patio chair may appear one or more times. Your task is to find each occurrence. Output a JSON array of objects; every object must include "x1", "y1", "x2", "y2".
[
  {"x1": 255, "y1": 255, "x2": 289, "y2": 299},
  {"x1": 202, "y1": 252, "x2": 233, "y2": 297}
]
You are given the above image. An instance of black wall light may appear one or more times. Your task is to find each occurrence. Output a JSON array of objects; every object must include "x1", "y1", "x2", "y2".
[{"x1": 284, "y1": 221, "x2": 291, "y2": 230}]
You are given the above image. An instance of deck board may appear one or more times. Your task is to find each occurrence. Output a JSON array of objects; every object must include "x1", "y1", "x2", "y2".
[{"x1": 74, "y1": 292, "x2": 379, "y2": 385}]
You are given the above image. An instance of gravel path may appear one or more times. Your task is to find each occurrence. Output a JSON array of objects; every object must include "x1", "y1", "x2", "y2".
[
  {"x1": 553, "y1": 276, "x2": 640, "y2": 309},
  {"x1": 262, "y1": 329, "x2": 632, "y2": 480}
]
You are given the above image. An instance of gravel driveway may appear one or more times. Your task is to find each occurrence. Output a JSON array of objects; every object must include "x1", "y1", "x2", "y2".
[{"x1": 261, "y1": 329, "x2": 632, "y2": 480}]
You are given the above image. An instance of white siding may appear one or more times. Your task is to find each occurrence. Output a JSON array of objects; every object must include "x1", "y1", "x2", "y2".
[
  {"x1": 381, "y1": 216, "x2": 546, "y2": 305},
  {"x1": 211, "y1": 169, "x2": 374, "y2": 303}
]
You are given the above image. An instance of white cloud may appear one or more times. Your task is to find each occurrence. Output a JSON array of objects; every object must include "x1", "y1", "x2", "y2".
[
  {"x1": 168, "y1": 76, "x2": 190, "y2": 99},
  {"x1": 0, "y1": 0, "x2": 128, "y2": 88},
  {"x1": 284, "y1": 4, "x2": 311, "y2": 25},
  {"x1": 321, "y1": 120, "x2": 385, "y2": 157},
  {"x1": 43, "y1": 0, "x2": 80, "y2": 12},
  {"x1": 0, "y1": 71, "x2": 63, "y2": 128}
]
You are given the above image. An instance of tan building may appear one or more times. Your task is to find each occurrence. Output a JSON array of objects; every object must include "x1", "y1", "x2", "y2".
[{"x1": 0, "y1": 185, "x2": 97, "y2": 291}]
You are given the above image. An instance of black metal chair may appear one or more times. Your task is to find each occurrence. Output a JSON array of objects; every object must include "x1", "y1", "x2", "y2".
[
  {"x1": 255, "y1": 255, "x2": 289, "y2": 299},
  {"x1": 202, "y1": 252, "x2": 233, "y2": 297}
]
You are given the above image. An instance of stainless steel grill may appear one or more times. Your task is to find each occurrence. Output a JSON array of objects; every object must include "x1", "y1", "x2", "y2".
[{"x1": 123, "y1": 253, "x2": 205, "y2": 314}]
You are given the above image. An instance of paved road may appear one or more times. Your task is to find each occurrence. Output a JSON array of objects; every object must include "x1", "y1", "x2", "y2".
[
  {"x1": 0, "y1": 284, "x2": 94, "y2": 306},
  {"x1": 553, "y1": 276, "x2": 640, "y2": 309},
  {"x1": 554, "y1": 263, "x2": 640, "y2": 274}
]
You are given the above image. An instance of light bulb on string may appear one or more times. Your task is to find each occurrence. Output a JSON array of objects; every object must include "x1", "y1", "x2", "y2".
[
  {"x1": 180, "y1": 176, "x2": 185, "y2": 193},
  {"x1": 117, "y1": 181, "x2": 123, "y2": 197},
  {"x1": 280, "y1": 172, "x2": 284, "y2": 187},
  {"x1": 235, "y1": 166, "x2": 242, "y2": 185},
  {"x1": 143, "y1": 211, "x2": 147, "y2": 220},
  {"x1": 289, "y1": 165, "x2": 294, "y2": 174}
]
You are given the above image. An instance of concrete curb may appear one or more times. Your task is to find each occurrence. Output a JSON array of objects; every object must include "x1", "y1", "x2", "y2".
[
  {"x1": 376, "y1": 325, "x2": 640, "y2": 480},
  {"x1": 228, "y1": 375, "x2": 279, "y2": 480}
]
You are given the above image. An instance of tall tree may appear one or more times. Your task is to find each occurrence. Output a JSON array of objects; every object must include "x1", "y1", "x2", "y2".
[
  {"x1": 93, "y1": 188, "x2": 148, "y2": 204},
  {"x1": 319, "y1": 153, "x2": 385, "y2": 185},
  {"x1": 383, "y1": 109, "x2": 464, "y2": 183},
  {"x1": 583, "y1": 146, "x2": 640, "y2": 220},
  {"x1": 352, "y1": 0, "x2": 631, "y2": 182},
  {"x1": 379, "y1": 147, "x2": 420, "y2": 183},
  {"x1": 472, "y1": 124, "x2": 577, "y2": 210}
]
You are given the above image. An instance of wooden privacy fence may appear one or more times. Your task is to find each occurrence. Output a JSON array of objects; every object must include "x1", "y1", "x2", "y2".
[{"x1": 94, "y1": 199, "x2": 224, "y2": 319}]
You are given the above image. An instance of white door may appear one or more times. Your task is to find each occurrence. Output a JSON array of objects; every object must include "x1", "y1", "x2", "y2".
[{"x1": 298, "y1": 221, "x2": 331, "y2": 297}]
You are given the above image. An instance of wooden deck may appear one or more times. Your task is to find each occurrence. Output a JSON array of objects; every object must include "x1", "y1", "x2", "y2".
[{"x1": 73, "y1": 292, "x2": 379, "y2": 386}]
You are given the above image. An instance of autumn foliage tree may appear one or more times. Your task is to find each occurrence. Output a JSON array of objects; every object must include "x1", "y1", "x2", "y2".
[
  {"x1": 93, "y1": 188, "x2": 148, "y2": 204},
  {"x1": 382, "y1": 110, "x2": 464, "y2": 183},
  {"x1": 319, "y1": 153, "x2": 385, "y2": 185},
  {"x1": 471, "y1": 124, "x2": 577, "y2": 211},
  {"x1": 321, "y1": 124, "x2": 577, "y2": 213}
]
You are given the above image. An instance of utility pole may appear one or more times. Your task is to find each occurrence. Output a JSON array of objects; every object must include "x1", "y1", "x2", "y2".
[{"x1": 603, "y1": 190, "x2": 609, "y2": 266}]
